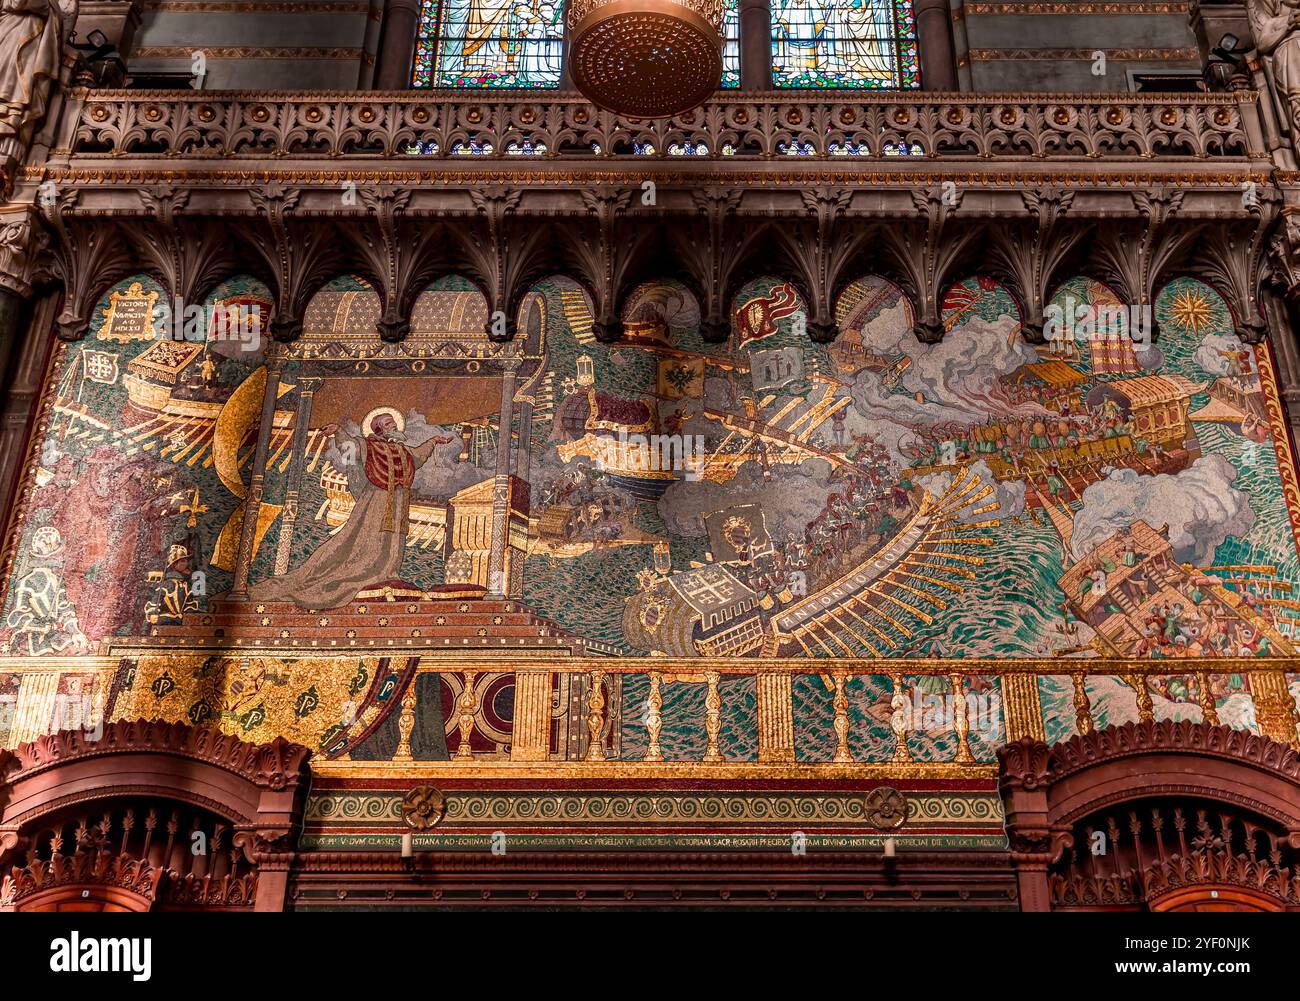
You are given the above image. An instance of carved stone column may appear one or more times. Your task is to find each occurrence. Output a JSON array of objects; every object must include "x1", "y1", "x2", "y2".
[
  {"x1": 997, "y1": 737, "x2": 1057, "y2": 913},
  {"x1": 1267, "y1": 291, "x2": 1300, "y2": 435},
  {"x1": 0, "y1": 288, "x2": 23, "y2": 396},
  {"x1": 914, "y1": 0, "x2": 957, "y2": 91},
  {"x1": 0, "y1": 206, "x2": 48, "y2": 519},
  {"x1": 560, "y1": 25, "x2": 575, "y2": 90},
  {"x1": 1267, "y1": 207, "x2": 1300, "y2": 431},
  {"x1": 739, "y1": 0, "x2": 772, "y2": 91},
  {"x1": 0, "y1": 207, "x2": 43, "y2": 386},
  {"x1": 514, "y1": 395, "x2": 535, "y2": 484},
  {"x1": 0, "y1": 292, "x2": 54, "y2": 520},
  {"x1": 375, "y1": 0, "x2": 423, "y2": 89}
]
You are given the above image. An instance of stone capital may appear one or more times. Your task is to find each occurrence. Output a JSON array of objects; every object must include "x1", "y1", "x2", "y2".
[{"x1": 0, "y1": 204, "x2": 47, "y2": 299}]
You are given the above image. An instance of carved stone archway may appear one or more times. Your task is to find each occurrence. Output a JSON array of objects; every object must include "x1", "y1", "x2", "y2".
[
  {"x1": 0, "y1": 720, "x2": 311, "y2": 912},
  {"x1": 998, "y1": 721, "x2": 1300, "y2": 912},
  {"x1": 1149, "y1": 885, "x2": 1284, "y2": 912}
]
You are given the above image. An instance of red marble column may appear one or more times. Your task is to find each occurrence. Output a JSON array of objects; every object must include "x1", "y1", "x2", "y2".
[
  {"x1": 740, "y1": 0, "x2": 773, "y2": 91},
  {"x1": 914, "y1": 0, "x2": 957, "y2": 91},
  {"x1": 0, "y1": 292, "x2": 54, "y2": 525},
  {"x1": 560, "y1": 27, "x2": 575, "y2": 89},
  {"x1": 375, "y1": 0, "x2": 423, "y2": 89},
  {"x1": 1269, "y1": 293, "x2": 1300, "y2": 436}
]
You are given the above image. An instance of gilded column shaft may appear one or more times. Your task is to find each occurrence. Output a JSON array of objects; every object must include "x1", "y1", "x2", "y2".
[
  {"x1": 1197, "y1": 671, "x2": 1219, "y2": 727},
  {"x1": 890, "y1": 674, "x2": 912, "y2": 764},
  {"x1": 1127, "y1": 674, "x2": 1154, "y2": 725},
  {"x1": 456, "y1": 671, "x2": 478, "y2": 759},
  {"x1": 1252, "y1": 670, "x2": 1300, "y2": 748},
  {"x1": 586, "y1": 670, "x2": 607, "y2": 761},
  {"x1": 703, "y1": 671, "x2": 722, "y2": 763},
  {"x1": 757, "y1": 672, "x2": 795, "y2": 763},
  {"x1": 9, "y1": 671, "x2": 59, "y2": 746},
  {"x1": 510, "y1": 671, "x2": 554, "y2": 761},
  {"x1": 832, "y1": 671, "x2": 852, "y2": 763},
  {"x1": 231, "y1": 348, "x2": 286, "y2": 598},
  {"x1": 393, "y1": 687, "x2": 416, "y2": 761},
  {"x1": 951, "y1": 673, "x2": 974, "y2": 763},
  {"x1": 1071, "y1": 672, "x2": 1094, "y2": 736},
  {"x1": 1001, "y1": 672, "x2": 1045, "y2": 743}
]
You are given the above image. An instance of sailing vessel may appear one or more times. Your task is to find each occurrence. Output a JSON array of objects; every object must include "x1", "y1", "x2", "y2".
[{"x1": 623, "y1": 468, "x2": 997, "y2": 658}]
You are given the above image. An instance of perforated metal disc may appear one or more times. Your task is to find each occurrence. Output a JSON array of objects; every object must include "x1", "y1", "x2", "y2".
[{"x1": 570, "y1": 2, "x2": 723, "y2": 120}]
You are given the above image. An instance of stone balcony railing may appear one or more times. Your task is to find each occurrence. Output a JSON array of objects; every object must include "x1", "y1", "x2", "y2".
[{"x1": 60, "y1": 89, "x2": 1263, "y2": 163}]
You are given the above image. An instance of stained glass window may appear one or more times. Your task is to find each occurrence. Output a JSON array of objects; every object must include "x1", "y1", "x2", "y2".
[
  {"x1": 412, "y1": 0, "x2": 565, "y2": 88},
  {"x1": 722, "y1": 0, "x2": 740, "y2": 88},
  {"x1": 770, "y1": 0, "x2": 920, "y2": 88}
]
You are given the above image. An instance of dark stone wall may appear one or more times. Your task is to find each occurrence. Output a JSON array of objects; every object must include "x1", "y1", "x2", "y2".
[
  {"x1": 956, "y1": 2, "x2": 1203, "y2": 92},
  {"x1": 124, "y1": 0, "x2": 378, "y2": 89}
]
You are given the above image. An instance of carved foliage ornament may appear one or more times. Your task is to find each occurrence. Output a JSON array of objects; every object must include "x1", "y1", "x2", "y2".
[
  {"x1": 3, "y1": 718, "x2": 311, "y2": 791},
  {"x1": 1048, "y1": 719, "x2": 1300, "y2": 782},
  {"x1": 401, "y1": 785, "x2": 447, "y2": 831},
  {"x1": 69, "y1": 93, "x2": 1249, "y2": 161}
]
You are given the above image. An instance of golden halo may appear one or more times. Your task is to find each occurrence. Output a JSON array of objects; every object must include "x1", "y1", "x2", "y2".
[{"x1": 362, "y1": 406, "x2": 405, "y2": 436}]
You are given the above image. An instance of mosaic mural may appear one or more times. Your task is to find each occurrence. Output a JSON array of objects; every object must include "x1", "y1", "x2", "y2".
[
  {"x1": 1, "y1": 269, "x2": 1299, "y2": 765},
  {"x1": 2, "y1": 274, "x2": 271, "y2": 656}
]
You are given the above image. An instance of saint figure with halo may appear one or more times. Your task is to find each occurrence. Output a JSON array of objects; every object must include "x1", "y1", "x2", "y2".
[{"x1": 249, "y1": 407, "x2": 452, "y2": 609}]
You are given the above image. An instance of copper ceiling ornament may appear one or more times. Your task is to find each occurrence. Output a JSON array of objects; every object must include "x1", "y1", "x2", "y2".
[
  {"x1": 568, "y1": 0, "x2": 724, "y2": 119},
  {"x1": 401, "y1": 785, "x2": 447, "y2": 830},
  {"x1": 863, "y1": 786, "x2": 909, "y2": 831}
]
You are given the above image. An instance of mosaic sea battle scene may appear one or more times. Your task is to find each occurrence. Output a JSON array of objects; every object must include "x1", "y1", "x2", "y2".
[{"x1": 1, "y1": 269, "x2": 1299, "y2": 758}]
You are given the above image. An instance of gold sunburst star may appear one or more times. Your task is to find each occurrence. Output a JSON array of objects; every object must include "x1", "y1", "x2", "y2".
[{"x1": 1166, "y1": 287, "x2": 1214, "y2": 337}]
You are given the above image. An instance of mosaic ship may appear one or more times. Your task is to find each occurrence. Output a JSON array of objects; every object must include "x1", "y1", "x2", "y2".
[
  {"x1": 906, "y1": 372, "x2": 1203, "y2": 508},
  {"x1": 623, "y1": 467, "x2": 998, "y2": 658},
  {"x1": 1190, "y1": 375, "x2": 1269, "y2": 436}
]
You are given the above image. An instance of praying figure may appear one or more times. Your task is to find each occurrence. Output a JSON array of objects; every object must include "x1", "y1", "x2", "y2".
[{"x1": 249, "y1": 409, "x2": 452, "y2": 609}]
